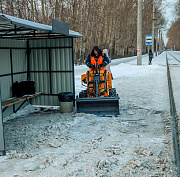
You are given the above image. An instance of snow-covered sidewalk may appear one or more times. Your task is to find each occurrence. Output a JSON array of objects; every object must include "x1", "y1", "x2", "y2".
[{"x1": 0, "y1": 52, "x2": 177, "y2": 176}]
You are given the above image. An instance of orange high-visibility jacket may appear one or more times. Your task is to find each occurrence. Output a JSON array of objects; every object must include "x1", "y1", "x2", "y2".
[{"x1": 91, "y1": 52, "x2": 104, "y2": 65}]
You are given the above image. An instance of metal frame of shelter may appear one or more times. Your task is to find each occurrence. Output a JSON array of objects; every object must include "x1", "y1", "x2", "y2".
[{"x1": 0, "y1": 13, "x2": 82, "y2": 155}]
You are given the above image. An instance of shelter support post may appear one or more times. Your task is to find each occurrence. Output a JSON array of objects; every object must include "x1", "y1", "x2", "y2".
[
  {"x1": 10, "y1": 49, "x2": 15, "y2": 113},
  {"x1": 27, "y1": 40, "x2": 30, "y2": 81},
  {"x1": 49, "y1": 48, "x2": 52, "y2": 95},
  {"x1": 0, "y1": 83, "x2": 5, "y2": 155},
  {"x1": 72, "y1": 38, "x2": 75, "y2": 106},
  {"x1": 27, "y1": 40, "x2": 32, "y2": 104}
]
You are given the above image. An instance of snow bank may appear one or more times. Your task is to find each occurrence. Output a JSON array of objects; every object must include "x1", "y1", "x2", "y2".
[{"x1": 4, "y1": 105, "x2": 40, "y2": 122}]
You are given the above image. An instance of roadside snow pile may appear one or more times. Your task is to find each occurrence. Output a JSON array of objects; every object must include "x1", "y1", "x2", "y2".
[
  {"x1": 4, "y1": 105, "x2": 60, "y2": 123},
  {"x1": 33, "y1": 105, "x2": 60, "y2": 112},
  {"x1": 4, "y1": 105, "x2": 40, "y2": 123}
]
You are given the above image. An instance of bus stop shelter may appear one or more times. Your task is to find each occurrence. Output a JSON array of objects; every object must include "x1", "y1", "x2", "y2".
[{"x1": 0, "y1": 13, "x2": 82, "y2": 155}]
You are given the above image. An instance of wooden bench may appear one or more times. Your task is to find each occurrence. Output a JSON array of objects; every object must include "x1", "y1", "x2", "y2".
[{"x1": 2, "y1": 92, "x2": 43, "y2": 113}]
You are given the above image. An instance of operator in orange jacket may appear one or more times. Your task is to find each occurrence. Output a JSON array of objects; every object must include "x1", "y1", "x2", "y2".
[{"x1": 86, "y1": 46, "x2": 109, "y2": 69}]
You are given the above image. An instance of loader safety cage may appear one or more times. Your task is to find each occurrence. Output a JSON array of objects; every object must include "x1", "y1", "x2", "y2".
[{"x1": 0, "y1": 13, "x2": 82, "y2": 155}]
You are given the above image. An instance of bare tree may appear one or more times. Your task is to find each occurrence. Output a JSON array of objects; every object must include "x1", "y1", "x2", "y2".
[{"x1": 0, "y1": 0, "x2": 165, "y2": 62}]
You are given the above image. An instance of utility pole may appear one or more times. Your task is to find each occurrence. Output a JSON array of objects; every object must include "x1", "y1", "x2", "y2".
[
  {"x1": 152, "y1": 2, "x2": 155, "y2": 57},
  {"x1": 159, "y1": 29, "x2": 161, "y2": 54},
  {"x1": 161, "y1": 32, "x2": 163, "y2": 52},
  {"x1": 137, "y1": 0, "x2": 142, "y2": 65},
  {"x1": 156, "y1": 31, "x2": 158, "y2": 56}
]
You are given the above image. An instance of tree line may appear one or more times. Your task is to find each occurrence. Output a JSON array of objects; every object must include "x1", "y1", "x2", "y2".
[
  {"x1": 166, "y1": 0, "x2": 180, "y2": 51},
  {"x1": 0, "y1": 0, "x2": 165, "y2": 63}
]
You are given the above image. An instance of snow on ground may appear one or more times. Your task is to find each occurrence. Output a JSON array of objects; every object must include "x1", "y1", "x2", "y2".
[
  {"x1": 0, "y1": 52, "x2": 178, "y2": 176},
  {"x1": 110, "y1": 54, "x2": 148, "y2": 65}
]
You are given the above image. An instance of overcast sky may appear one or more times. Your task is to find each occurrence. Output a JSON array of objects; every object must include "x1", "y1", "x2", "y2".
[{"x1": 161, "y1": 0, "x2": 178, "y2": 44}]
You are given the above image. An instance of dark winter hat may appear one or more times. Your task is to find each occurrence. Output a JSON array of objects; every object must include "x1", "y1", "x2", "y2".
[
  {"x1": 93, "y1": 46, "x2": 99, "y2": 51},
  {"x1": 91, "y1": 46, "x2": 102, "y2": 56}
]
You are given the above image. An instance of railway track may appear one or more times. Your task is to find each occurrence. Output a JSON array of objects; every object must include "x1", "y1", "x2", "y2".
[
  {"x1": 166, "y1": 51, "x2": 180, "y2": 176},
  {"x1": 168, "y1": 52, "x2": 180, "y2": 63}
]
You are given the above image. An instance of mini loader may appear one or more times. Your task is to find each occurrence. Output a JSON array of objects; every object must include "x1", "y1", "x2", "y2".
[{"x1": 76, "y1": 63, "x2": 119, "y2": 116}]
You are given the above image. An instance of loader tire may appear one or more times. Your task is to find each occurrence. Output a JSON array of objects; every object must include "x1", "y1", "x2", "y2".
[
  {"x1": 109, "y1": 88, "x2": 116, "y2": 97},
  {"x1": 79, "y1": 90, "x2": 87, "y2": 98}
]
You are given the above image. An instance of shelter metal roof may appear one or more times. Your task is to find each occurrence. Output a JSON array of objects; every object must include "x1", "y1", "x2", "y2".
[{"x1": 0, "y1": 13, "x2": 83, "y2": 40}]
